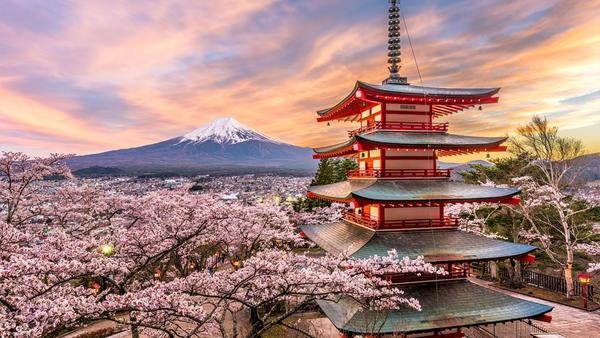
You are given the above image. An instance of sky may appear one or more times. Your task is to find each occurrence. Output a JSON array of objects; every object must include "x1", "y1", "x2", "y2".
[{"x1": 1, "y1": 0, "x2": 599, "y2": 160}]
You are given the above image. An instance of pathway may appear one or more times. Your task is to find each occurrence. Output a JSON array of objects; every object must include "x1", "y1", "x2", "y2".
[{"x1": 470, "y1": 278, "x2": 600, "y2": 338}]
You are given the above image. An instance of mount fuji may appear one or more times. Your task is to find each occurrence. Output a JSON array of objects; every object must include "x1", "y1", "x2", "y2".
[{"x1": 68, "y1": 117, "x2": 315, "y2": 175}]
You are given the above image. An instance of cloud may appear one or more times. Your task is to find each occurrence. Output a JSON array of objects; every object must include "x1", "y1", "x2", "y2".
[{"x1": 0, "y1": 0, "x2": 599, "y2": 157}]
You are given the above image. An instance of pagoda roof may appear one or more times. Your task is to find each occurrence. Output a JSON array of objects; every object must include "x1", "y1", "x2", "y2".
[
  {"x1": 317, "y1": 280, "x2": 552, "y2": 334},
  {"x1": 307, "y1": 180, "x2": 519, "y2": 203},
  {"x1": 313, "y1": 131, "x2": 507, "y2": 157},
  {"x1": 360, "y1": 81, "x2": 499, "y2": 99},
  {"x1": 317, "y1": 81, "x2": 500, "y2": 122},
  {"x1": 301, "y1": 222, "x2": 535, "y2": 262}
]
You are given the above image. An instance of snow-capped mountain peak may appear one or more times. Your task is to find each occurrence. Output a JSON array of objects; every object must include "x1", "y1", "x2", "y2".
[{"x1": 181, "y1": 117, "x2": 277, "y2": 144}]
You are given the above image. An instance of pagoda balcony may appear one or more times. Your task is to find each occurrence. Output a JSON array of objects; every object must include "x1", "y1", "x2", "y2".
[
  {"x1": 342, "y1": 211, "x2": 460, "y2": 230},
  {"x1": 386, "y1": 264, "x2": 469, "y2": 284},
  {"x1": 346, "y1": 168, "x2": 452, "y2": 179},
  {"x1": 348, "y1": 121, "x2": 449, "y2": 136}
]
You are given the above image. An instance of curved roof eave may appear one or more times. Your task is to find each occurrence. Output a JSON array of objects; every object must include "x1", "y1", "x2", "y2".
[
  {"x1": 358, "y1": 80, "x2": 501, "y2": 97},
  {"x1": 307, "y1": 179, "x2": 520, "y2": 203},
  {"x1": 316, "y1": 280, "x2": 552, "y2": 334},
  {"x1": 313, "y1": 137, "x2": 356, "y2": 154},
  {"x1": 316, "y1": 81, "x2": 361, "y2": 116}
]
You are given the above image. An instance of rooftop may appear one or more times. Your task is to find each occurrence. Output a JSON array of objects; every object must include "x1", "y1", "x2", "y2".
[
  {"x1": 316, "y1": 81, "x2": 500, "y2": 121},
  {"x1": 307, "y1": 179, "x2": 520, "y2": 203},
  {"x1": 301, "y1": 222, "x2": 535, "y2": 262},
  {"x1": 317, "y1": 280, "x2": 552, "y2": 334},
  {"x1": 313, "y1": 131, "x2": 507, "y2": 156}
]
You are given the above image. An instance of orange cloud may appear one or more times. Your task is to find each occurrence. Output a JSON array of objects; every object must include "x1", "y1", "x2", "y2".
[{"x1": 0, "y1": 0, "x2": 598, "y2": 158}]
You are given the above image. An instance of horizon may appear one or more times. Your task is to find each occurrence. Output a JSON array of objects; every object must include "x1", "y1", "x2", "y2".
[{"x1": 1, "y1": 0, "x2": 599, "y2": 162}]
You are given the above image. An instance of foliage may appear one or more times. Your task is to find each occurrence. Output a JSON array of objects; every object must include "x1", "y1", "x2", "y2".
[
  {"x1": 310, "y1": 158, "x2": 356, "y2": 186},
  {"x1": 292, "y1": 158, "x2": 357, "y2": 212},
  {"x1": 460, "y1": 155, "x2": 542, "y2": 186},
  {"x1": 460, "y1": 117, "x2": 599, "y2": 297}
]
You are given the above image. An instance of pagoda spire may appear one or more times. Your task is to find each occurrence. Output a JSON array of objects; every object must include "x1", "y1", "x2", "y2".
[{"x1": 383, "y1": 0, "x2": 408, "y2": 85}]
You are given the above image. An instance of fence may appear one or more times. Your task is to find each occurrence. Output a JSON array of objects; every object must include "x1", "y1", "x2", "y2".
[
  {"x1": 464, "y1": 319, "x2": 547, "y2": 338},
  {"x1": 474, "y1": 262, "x2": 595, "y2": 299}
]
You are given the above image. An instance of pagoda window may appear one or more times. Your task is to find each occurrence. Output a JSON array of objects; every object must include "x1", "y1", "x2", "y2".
[
  {"x1": 360, "y1": 108, "x2": 371, "y2": 119},
  {"x1": 372, "y1": 159, "x2": 381, "y2": 170},
  {"x1": 358, "y1": 161, "x2": 366, "y2": 171},
  {"x1": 370, "y1": 205, "x2": 379, "y2": 222},
  {"x1": 369, "y1": 149, "x2": 381, "y2": 158}
]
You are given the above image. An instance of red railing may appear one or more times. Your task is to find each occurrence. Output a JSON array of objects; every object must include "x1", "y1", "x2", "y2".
[
  {"x1": 347, "y1": 168, "x2": 451, "y2": 179},
  {"x1": 342, "y1": 211, "x2": 459, "y2": 230},
  {"x1": 348, "y1": 121, "x2": 449, "y2": 136},
  {"x1": 386, "y1": 264, "x2": 469, "y2": 284},
  {"x1": 342, "y1": 211, "x2": 378, "y2": 227},
  {"x1": 381, "y1": 217, "x2": 459, "y2": 230}
]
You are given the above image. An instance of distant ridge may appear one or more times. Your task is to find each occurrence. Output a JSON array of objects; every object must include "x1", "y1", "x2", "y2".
[{"x1": 68, "y1": 117, "x2": 315, "y2": 175}]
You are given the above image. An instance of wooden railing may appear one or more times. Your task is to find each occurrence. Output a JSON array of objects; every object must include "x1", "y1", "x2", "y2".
[
  {"x1": 347, "y1": 168, "x2": 452, "y2": 179},
  {"x1": 342, "y1": 211, "x2": 378, "y2": 227},
  {"x1": 348, "y1": 121, "x2": 449, "y2": 136},
  {"x1": 386, "y1": 264, "x2": 469, "y2": 284},
  {"x1": 381, "y1": 217, "x2": 459, "y2": 229},
  {"x1": 342, "y1": 211, "x2": 459, "y2": 230}
]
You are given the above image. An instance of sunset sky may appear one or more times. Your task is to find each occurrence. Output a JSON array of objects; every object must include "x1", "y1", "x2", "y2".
[{"x1": 1, "y1": 0, "x2": 599, "y2": 159}]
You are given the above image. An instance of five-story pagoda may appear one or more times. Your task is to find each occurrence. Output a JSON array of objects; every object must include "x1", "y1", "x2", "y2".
[{"x1": 301, "y1": 1, "x2": 553, "y2": 337}]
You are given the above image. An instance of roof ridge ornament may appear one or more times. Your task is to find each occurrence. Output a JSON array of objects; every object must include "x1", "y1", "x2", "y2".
[{"x1": 382, "y1": 0, "x2": 409, "y2": 85}]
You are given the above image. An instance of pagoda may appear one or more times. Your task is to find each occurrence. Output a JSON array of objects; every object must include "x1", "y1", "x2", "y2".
[{"x1": 301, "y1": 1, "x2": 553, "y2": 337}]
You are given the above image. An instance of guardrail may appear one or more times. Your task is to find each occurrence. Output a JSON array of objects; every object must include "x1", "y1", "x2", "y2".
[
  {"x1": 349, "y1": 121, "x2": 449, "y2": 136},
  {"x1": 347, "y1": 168, "x2": 452, "y2": 179}
]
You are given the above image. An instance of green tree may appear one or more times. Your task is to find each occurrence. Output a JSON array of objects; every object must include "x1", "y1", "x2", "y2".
[
  {"x1": 294, "y1": 159, "x2": 357, "y2": 212},
  {"x1": 311, "y1": 158, "x2": 357, "y2": 186}
]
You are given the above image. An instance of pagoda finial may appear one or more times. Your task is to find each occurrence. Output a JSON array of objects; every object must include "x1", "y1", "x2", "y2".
[{"x1": 383, "y1": 0, "x2": 408, "y2": 85}]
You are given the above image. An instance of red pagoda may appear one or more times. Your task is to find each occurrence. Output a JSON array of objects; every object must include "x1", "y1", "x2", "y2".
[{"x1": 301, "y1": 1, "x2": 553, "y2": 337}]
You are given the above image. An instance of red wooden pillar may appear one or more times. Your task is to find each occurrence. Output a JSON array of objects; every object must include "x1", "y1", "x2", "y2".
[
  {"x1": 381, "y1": 102, "x2": 387, "y2": 127},
  {"x1": 379, "y1": 204, "x2": 384, "y2": 228},
  {"x1": 380, "y1": 148, "x2": 386, "y2": 176},
  {"x1": 428, "y1": 104, "x2": 433, "y2": 124}
]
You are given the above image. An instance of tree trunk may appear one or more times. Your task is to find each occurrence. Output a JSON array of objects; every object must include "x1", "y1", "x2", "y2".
[
  {"x1": 505, "y1": 259, "x2": 524, "y2": 288},
  {"x1": 513, "y1": 260, "x2": 523, "y2": 287},
  {"x1": 564, "y1": 253, "x2": 575, "y2": 299},
  {"x1": 130, "y1": 314, "x2": 140, "y2": 338},
  {"x1": 489, "y1": 261, "x2": 497, "y2": 280},
  {"x1": 249, "y1": 306, "x2": 264, "y2": 337}
]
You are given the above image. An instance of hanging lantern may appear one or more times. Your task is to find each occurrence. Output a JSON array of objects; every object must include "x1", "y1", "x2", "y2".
[
  {"x1": 100, "y1": 243, "x2": 115, "y2": 257},
  {"x1": 578, "y1": 273, "x2": 591, "y2": 284},
  {"x1": 154, "y1": 268, "x2": 161, "y2": 279},
  {"x1": 232, "y1": 259, "x2": 241, "y2": 270},
  {"x1": 90, "y1": 282, "x2": 101, "y2": 295}
]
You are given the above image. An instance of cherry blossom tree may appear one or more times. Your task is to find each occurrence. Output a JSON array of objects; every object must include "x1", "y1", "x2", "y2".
[
  {"x1": 0, "y1": 152, "x2": 72, "y2": 225},
  {"x1": 514, "y1": 176, "x2": 599, "y2": 298},
  {"x1": 0, "y1": 152, "x2": 440, "y2": 337}
]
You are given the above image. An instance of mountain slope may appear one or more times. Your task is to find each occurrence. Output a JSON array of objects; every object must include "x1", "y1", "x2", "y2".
[{"x1": 68, "y1": 117, "x2": 315, "y2": 174}]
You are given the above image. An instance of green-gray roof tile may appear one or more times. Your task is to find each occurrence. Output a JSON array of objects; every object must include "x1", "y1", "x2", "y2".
[
  {"x1": 317, "y1": 81, "x2": 500, "y2": 116},
  {"x1": 313, "y1": 132, "x2": 506, "y2": 154},
  {"x1": 317, "y1": 280, "x2": 552, "y2": 334},
  {"x1": 301, "y1": 222, "x2": 536, "y2": 262},
  {"x1": 308, "y1": 180, "x2": 520, "y2": 203}
]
